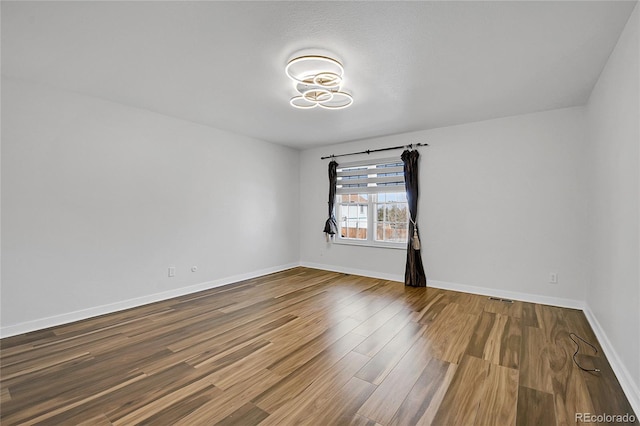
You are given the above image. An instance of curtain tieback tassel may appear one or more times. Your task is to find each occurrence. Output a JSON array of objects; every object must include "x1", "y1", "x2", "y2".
[{"x1": 412, "y1": 225, "x2": 421, "y2": 251}]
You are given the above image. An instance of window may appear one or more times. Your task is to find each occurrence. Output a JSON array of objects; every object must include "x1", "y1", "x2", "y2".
[
  {"x1": 335, "y1": 158, "x2": 409, "y2": 248},
  {"x1": 375, "y1": 192, "x2": 408, "y2": 243}
]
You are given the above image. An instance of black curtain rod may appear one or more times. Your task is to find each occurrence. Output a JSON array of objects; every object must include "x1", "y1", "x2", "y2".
[{"x1": 320, "y1": 143, "x2": 428, "y2": 160}]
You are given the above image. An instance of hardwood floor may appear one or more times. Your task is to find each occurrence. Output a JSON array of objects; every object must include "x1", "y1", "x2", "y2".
[{"x1": 1, "y1": 267, "x2": 636, "y2": 425}]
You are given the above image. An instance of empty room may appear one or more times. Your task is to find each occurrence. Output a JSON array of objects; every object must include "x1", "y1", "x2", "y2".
[{"x1": 1, "y1": 1, "x2": 638, "y2": 425}]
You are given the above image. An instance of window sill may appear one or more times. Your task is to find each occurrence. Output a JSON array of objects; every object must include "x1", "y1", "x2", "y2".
[{"x1": 332, "y1": 239, "x2": 407, "y2": 250}]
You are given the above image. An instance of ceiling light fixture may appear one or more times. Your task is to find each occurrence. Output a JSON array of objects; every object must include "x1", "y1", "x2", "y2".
[{"x1": 286, "y1": 54, "x2": 353, "y2": 110}]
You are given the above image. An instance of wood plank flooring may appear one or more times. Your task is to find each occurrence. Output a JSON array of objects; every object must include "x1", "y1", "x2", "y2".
[{"x1": 1, "y1": 267, "x2": 636, "y2": 425}]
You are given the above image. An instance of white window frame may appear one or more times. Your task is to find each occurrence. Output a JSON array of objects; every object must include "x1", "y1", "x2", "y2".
[{"x1": 333, "y1": 157, "x2": 408, "y2": 250}]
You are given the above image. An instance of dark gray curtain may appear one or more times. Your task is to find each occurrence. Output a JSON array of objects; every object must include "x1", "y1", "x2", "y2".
[
  {"x1": 323, "y1": 160, "x2": 338, "y2": 238},
  {"x1": 401, "y1": 150, "x2": 427, "y2": 287}
]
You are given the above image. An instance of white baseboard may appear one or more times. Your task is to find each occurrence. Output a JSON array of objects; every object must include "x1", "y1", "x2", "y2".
[
  {"x1": 300, "y1": 261, "x2": 404, "y2": 283},
  {"x1": 0, "y1": 262, "x2": 299, "y2": 338},
  {"x1": 300, "y1": 262, "x2": 585, "y2": 310},
  {"x1": 583, "y1": 305, "x2": 640, "y2": 417},
  {"x1": 428, "y1": 279, "x2": 586, "y2": 310}
]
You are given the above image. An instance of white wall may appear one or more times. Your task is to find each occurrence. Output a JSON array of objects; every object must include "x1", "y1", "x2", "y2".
[
  {"x1": 586, "y1": 3, "x2": 640, "y2": 405},
  {"x1": 1, "y1": 77, "x2": 300, "y2": 333},
  {"x1": 301, "y1": 107, "x2": 589, "y2": 302}
]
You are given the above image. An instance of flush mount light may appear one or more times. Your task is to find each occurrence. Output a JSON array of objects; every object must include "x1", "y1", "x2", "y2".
[{"x1": 285, "y1": 54, "x2": 353, "y2": 109}]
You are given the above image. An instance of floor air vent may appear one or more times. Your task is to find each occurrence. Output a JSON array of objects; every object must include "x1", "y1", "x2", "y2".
[{"x1": 488, "y1": 296, "x2": 514, "y2": 303}]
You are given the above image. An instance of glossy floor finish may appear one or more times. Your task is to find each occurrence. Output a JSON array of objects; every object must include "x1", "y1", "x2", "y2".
[{"x1": 1, "y1": 267, "x2": 636, "y2": 425}]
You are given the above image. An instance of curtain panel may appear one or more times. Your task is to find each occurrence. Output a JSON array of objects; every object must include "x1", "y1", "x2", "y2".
[
  {"x1": 323, "y1": 160, "x2": 339, "y2": 239},
  {"x1": 401, "y1": 150, "x2": 427, "y2": 287}
]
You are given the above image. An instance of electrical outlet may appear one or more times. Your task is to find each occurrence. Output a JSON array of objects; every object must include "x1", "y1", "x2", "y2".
[
  {"x1": 549, "y1": 272, "x2": 558, "y2": 284},
  {"x1": 168, "y1": 266, "x2": 175, "y2": 277}
]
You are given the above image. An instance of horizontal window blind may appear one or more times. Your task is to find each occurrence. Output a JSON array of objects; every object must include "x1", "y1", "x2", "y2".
[{"x1": 337, "y1": 158, "x2": 405, "y2": 194}]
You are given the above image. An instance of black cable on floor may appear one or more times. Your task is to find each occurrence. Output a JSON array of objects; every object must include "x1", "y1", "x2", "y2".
[{"x1": 569, "y1": 332, "x2": 600, "y2": 373}]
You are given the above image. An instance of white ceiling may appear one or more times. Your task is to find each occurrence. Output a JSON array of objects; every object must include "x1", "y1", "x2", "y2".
[{"x1": 1, "y1": 1, "x2": 636, "y2": 149}]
